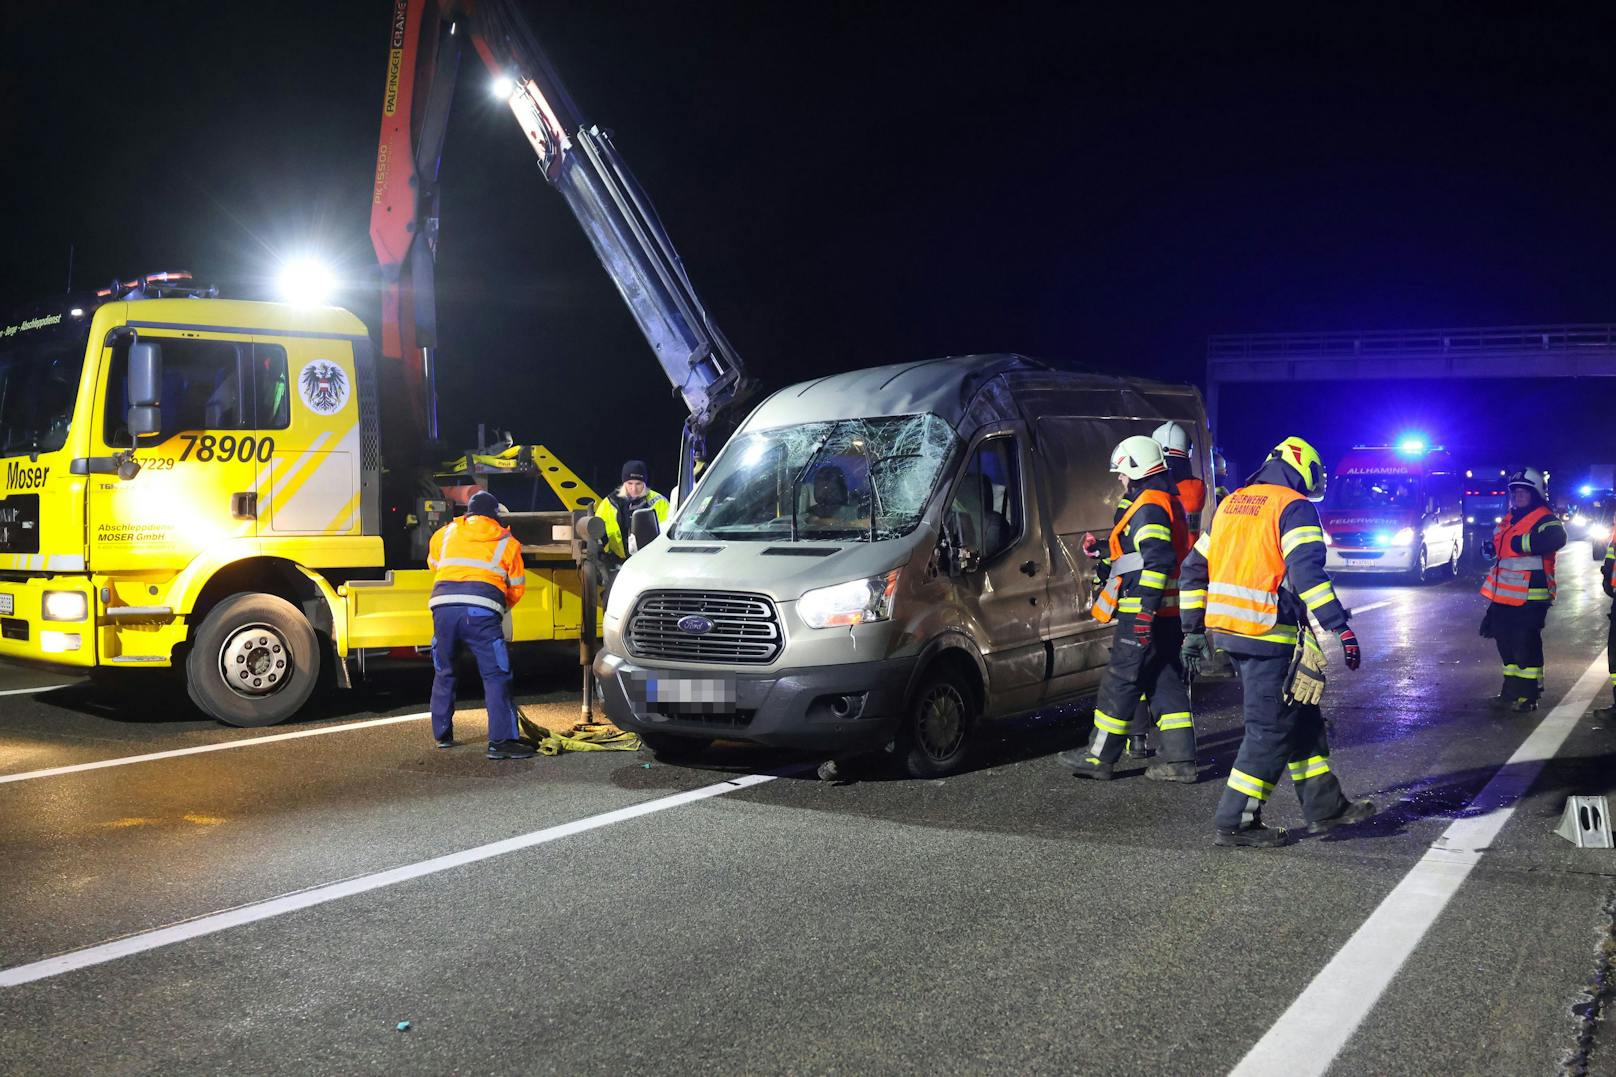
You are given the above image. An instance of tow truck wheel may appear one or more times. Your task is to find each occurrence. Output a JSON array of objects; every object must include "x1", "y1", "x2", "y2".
[
  {"x1": 186, "y1": 593, "x2": 321, "y2": 727},
  {"x1": 897, "y1": 666, "x2": 977, "y2": 779}
]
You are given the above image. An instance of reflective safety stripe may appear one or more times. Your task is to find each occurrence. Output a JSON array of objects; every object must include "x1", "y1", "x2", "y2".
[
  {"x1": 1299, "y1": 579, "x2": 1337, "y2": 610},
  {"x1": 1280, "y1": 526, "x2": 1326, "y2": 557},
  {"x1": 1288, "y1": 755, "x2": 1331, "y2": 781},
  {"x1": 1193, "y1": 531, "x2": 1212, "y2": 556},
  {"x1": 1093, "y1": 709, "x2": 1131, "y2": 735},
  {"x1": 428, "y1": 593, "x2": 505, "y2": 614},
  {"x1": 1502, "y1": 664, "x2": 1520, "y2": 676},
  {"x1": 1211, "y1": 581, "x2": 1274, "y2": 603},
  {"x1": 1118, "y1": 597, "x2": 1143, "y2": 613},
  {"x1": 1497, "y1": 556, "x2": 1544, "y2": 571},
  {"x1": 1156, "y1": 711, "x2": 1193, "y2": 730},
  {"x1": 1228, "y1": 768, "x2": 1274, "y2": 800},
  {"x1": 1179, "y1": 588, "x2": 1207, "y2": 611},
  {"x1": 1526, "y1": 588, "x2": 1553, "y2": 601},
  {"x1": 1139, "y1": 570, "x2": 1169, "y2": 590},
  {"x1": 1481, "y1": 507, "x2": 1557, "y2": 605},
  {"x1": 508, "y1": 576, "x2": 526, "y2": 587},
  {"x1": 1135, "y1": 523, "x2": 1173, "y2": 545},
  {"x1": 1090, "y1": 552, "x2": 1145, "y2": 623},
  {"x1": 1508, "y1": 666, "x2": 1543, "y2": 680},
  {"x1": 434, "y1": 536, "x2": 514, "y2": 581}
]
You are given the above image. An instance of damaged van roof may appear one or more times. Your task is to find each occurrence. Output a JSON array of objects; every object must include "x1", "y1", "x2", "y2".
[{"x1": 740, "y1": 353, "x2": 1198, "y2": 434}]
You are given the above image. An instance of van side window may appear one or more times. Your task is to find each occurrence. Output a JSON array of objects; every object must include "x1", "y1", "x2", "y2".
[
  {"x1": 104, "y1": 339, "x2": 289, "y2": 445},
  {"x1": 950, "y1": 437, "x2": 1021, "y2": 561}
]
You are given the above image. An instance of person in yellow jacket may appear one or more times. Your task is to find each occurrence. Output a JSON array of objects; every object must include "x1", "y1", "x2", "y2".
[
  {"x1": 1179, "y1": 436, "x2": 1375, "y2": 847},
  {"x1": 428, "y1": 491, "x2": 531, "y2": 759},
  {"x1": 595, "y1": 460, "x2": 671, "y2": 563}
]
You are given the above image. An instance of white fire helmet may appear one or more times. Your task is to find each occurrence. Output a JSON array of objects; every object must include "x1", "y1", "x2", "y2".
[
  {"x1": 1507, "y1": 467, "x2": 1548, "y2": 501},
  {"x1": 1151, "y1": 421, "x2": 1192, "y2": 458},
  {"x1": 1110, "y1": 435, "x2": 1168, "y2": 481}
]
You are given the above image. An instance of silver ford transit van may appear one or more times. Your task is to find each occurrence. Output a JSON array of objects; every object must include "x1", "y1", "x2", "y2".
[{"x1": 594, "y1": 354, "x2": 1212, "y2": 776}]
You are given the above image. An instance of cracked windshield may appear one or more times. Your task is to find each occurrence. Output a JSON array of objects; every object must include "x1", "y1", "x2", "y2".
[{"x1": 673, "y1": 414, "x2": 958, "y2": 542}]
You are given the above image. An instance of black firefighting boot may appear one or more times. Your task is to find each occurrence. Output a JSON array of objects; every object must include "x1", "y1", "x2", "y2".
[
  {"x1": 1214, "y1": 823, "x2": 1289, "y2": 848},
  {"x1": 1144, "y1": 761, "x2": 1197, "y2": 783},
  {"x1": 1057, "y1": 749, "x2": 1114, "y2": 780},
  {"x1": 1306, "y1": 799, "x2": 1378, "y2": 835},
  {"x1": 1509, "y1": 698, "x2": 1538, "y2": 714}
]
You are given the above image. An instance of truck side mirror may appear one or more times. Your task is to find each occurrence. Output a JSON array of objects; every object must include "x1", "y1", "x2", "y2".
[
  {"x1": 628, "y1": 505, "x2": 661, "y2": 555},
  {"x1": 126, "y1": 341, "x2": 163, "y2": 437}
]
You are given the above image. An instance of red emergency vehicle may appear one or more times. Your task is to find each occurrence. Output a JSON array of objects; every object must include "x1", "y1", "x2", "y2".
[{"x1": 1320, "y1": 445, "x2": 1464, "y2": 583}]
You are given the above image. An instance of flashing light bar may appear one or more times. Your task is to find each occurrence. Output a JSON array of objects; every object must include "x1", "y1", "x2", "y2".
[{"x1": 95, "y1": 270, "x2": 194, "y2": 297}]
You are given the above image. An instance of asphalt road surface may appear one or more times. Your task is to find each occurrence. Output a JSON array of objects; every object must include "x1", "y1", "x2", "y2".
[{"x1": 2, "y1": 546, "x2": 1615, "y2": 1075}]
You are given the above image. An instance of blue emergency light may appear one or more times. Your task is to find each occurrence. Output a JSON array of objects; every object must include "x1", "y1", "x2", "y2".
[
  {"x1": 1580, "y1": 484, "x2": 1595, "y2": 497},
  {"x1": 1396, "y1": 435, "x2": 1428, "y2": 457}
]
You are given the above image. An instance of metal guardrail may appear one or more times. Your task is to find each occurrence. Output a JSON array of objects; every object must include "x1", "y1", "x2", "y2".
[{"x1": 1208, "y1": 323, "x2": 1616, "y2": 363}]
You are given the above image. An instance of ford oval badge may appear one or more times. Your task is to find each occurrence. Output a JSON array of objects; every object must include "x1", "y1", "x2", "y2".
[{"x1": 677, "y1": 615, "x2": 715, "y2": 635}]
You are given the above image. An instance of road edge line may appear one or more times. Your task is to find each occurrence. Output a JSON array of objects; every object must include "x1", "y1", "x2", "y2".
[
  {"x1": 0, "y1": 772, "x2": 778, "y2": 987},
  {"x1": 1229, "y1": 651, "x2": 1611, "y2": 1077}
]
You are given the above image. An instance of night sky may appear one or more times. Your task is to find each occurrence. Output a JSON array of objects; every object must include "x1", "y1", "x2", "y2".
[{"x1": 4, "y1": 3, "x2": 1613, "y2": 493}]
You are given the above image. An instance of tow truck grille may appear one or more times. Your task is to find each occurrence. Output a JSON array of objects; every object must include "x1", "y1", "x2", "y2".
[{"x1": 628, "y1": 591, "x2": 781, "y2": 665}]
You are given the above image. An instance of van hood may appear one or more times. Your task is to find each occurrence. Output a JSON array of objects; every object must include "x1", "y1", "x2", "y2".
[
  {"x1": 1320, "y1": 508, "x2": 1416, "y2": 532},
  {"x1": 616, "y1": 537, "x2": 921, "y2": 604}
]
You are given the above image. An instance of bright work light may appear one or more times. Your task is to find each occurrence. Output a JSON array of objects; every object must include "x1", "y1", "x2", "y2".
[
  {"x1": 491, "y1": 75, "x2": 514, "y2": 99},
  {"x1": 276, "y1": 258, "x2": 336, "y2": 306}
]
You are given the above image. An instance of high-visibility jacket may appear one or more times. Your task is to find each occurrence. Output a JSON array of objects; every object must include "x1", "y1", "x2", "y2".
[
  {"x1": 1091, "y1": 485, "x2": 1190, "y2": 624},
  {"x1": 1200, "y1": 483, "x2": 1304, "y2": 643},
  {"x1": 1177, "y1": 475, "x2": 1208, "y2": 540},
  {"x1": 596, "y1": 488, "x2": 670, "y2": 560},
  {"x1": 428, "y1": 513, "x2": 527, "y2": 613},
  {"x1": 1481, "y1": 505, "x2": 1559, "y2": 606}
]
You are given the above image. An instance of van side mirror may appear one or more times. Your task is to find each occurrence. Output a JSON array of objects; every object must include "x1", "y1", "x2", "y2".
[
  {"x1": 939, "y1": 516, "x2": 983, "y2": 577},
  {"x1": 628, "y1": 505, "x2": 662, "y2": 555},
  {"x1": 126, "y1": 341, "x2": 163, "y2": 437}
]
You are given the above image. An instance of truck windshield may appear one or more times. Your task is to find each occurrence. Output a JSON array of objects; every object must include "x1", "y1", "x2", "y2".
[
  {"x1": 1329, "y1": 473, "x2": 1420, "y2": 510},
  {"x1": 673, "y1": 414, "x2": 958, "y2": 542},
  {"x1": 0, "y1": 323, "x2": 89, "y2": 458}
]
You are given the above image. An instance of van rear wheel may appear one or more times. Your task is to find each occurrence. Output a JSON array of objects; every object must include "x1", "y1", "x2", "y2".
[
  {"x1": 186, "y1": 593, "x2": 321, "y2": 727},
  {"x1": 897, "y1": 667, "x2": 977, "y2": 779}
]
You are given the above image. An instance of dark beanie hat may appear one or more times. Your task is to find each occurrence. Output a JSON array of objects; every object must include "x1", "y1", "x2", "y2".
[
  {"x1": 621, "y1": 459, "x2": 649, "y2": 483},
  {"x1": 466, "y1": 490, "x2": 502, "y2": 519}
]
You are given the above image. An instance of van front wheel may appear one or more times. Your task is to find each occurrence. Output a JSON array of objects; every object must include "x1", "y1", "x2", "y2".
[
  {"x1": 897, "y1": 667, "x2": 977, "y2": 779},
  {"x1": 186, "y1": 593, "x2": 321, "y2": 727}
]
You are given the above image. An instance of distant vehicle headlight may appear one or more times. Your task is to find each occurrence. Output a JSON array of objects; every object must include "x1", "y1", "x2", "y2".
[
  {"x1": 42, "y1": 590, "x2": 88, "y2": 622},
  {"x1": 1465, "y1": 515, "x2": 1475, "y2": 524},
  {"x1": 1391, "y1": 527, "x2": 1416, "y2": 547},
  {"x1": 798, "y1": 570, "x2": 899, "y2": 629}
]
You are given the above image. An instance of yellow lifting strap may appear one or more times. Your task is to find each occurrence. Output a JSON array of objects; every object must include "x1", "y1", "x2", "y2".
[{"x1": 517, "y1": 711, "x2": 642, "y2": 755}]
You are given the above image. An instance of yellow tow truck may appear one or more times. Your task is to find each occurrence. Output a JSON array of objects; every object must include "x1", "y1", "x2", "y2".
[{"x1": 0, "y1": 284, "x2": 597, "y2": 725}]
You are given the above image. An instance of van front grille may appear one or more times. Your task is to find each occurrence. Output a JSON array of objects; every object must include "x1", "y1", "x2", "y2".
[{"x1": 628, "y1": 591, "x2": 781, "y2": 665}]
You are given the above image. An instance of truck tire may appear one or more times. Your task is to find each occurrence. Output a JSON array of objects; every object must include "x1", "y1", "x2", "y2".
[
  {"x1": 896, "y1": 666, "x2": 977, "y2": 779},
  {"x1": 637, "y1": 730, "x2": 712, "y2": 759},
  {"x1": 186, "y1": 593, "x2": 321, "y2": 727}
]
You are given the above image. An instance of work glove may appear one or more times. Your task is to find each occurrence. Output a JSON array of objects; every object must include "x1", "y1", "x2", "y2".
[
  {"x1": 1337, "y1": 626, "x2": 1361, "y2": 671},
  {"x1": 1082, "y1": 532, "x2": 1103, "y2": 559},
  {"x1": 1283, "y1": 633, "x2": 1328, "y2": 706},
  {"x1": 1132, "y1": 608, "x2": 1155, "y2": 648},
  {"x1": 1180, "y1": 632, "x2": 1210, "y2": 684}
]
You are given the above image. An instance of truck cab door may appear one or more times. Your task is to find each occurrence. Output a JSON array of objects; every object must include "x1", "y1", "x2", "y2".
[
  {"x1": 255, "y1": 337, "x2": 362, "y2": 537},
  {"x1": 943, "y1": 427, "x2": 1049, "y2": 715},
  {"x1": 89, "y1": 331, "x2": 265, "y2": 572}
]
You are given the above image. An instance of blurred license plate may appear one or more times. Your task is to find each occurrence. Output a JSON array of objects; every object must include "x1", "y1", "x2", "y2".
[
  {"x1": 0, "y1": 594, "x2": 12, "y2": 616},
  {"x1": 644, "y1": 675, "x2": 736, "y2": 710}
]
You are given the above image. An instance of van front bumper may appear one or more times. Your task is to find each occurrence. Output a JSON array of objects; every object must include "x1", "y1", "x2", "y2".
[
  {"x1": 1325, "y1": 548, "x2": 1416, "y2": 573},
  {"x1": 594, "y1": 649, "x2": 916, "y2": 753}
]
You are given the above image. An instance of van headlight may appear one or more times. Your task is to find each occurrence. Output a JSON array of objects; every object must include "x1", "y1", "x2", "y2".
[
  {"x1": 1391, "y1": 527, "x2": 1416, "y2": 546},
  {"x1": 42, "y1": 590, "x2": 88, "y2": 622},
  {"x1": 798, "y1": 570, "x2": 899, "y2": 629}
]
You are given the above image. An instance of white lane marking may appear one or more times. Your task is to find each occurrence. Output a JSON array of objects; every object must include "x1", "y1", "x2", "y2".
[
  {"x1": 0, "y1": 684, "x2": 79, "y2": 698},
  {"x1": 1230, "y1": 651, "x2": 1611, "y2": 1077},
  {"x1": 0, "y1": 712, "x2": 432, "y2": 785},
  {"x1": 0, "y1": 772, "x2": 778, "y2": 987}
]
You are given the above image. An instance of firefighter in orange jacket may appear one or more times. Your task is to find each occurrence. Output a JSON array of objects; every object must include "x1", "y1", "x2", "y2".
[
  {"x1": 1154, "y1": 421, "x2": 1208, "y2": 539},
  {"x1": 1059, "y1": 435, "x2": 1198, "y2": 782},
  {"x1": 1479, "y1": 468, "x2": 1567, "y2": 712},
  {"x1": 1178, "y1": 436, "x2": 1375, "y2": 847},
  {"x1": 428, "y1": 491, "x2": 532, "y2": 759},
  {"x1": 1597, "y1": 520, "x2": 1616, "y2": 719}
]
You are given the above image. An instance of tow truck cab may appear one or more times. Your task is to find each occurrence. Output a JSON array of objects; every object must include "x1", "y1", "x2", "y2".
[{"x1": 1321, "y1": 446, "x2": 1464, "y2": 582}]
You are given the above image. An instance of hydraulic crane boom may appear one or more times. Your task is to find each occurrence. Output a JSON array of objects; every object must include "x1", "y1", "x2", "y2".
[{"x1": 370, "y1": 0, "x2": 755, "y2": 497}]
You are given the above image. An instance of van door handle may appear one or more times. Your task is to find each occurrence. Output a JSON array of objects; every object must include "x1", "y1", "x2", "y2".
[
  {"x1": 231, "y1": 492, "x2": 258, "y2": 520},
  {"x1": 1020, "y1": 560, "x2": 1039, "y2": 576}
]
